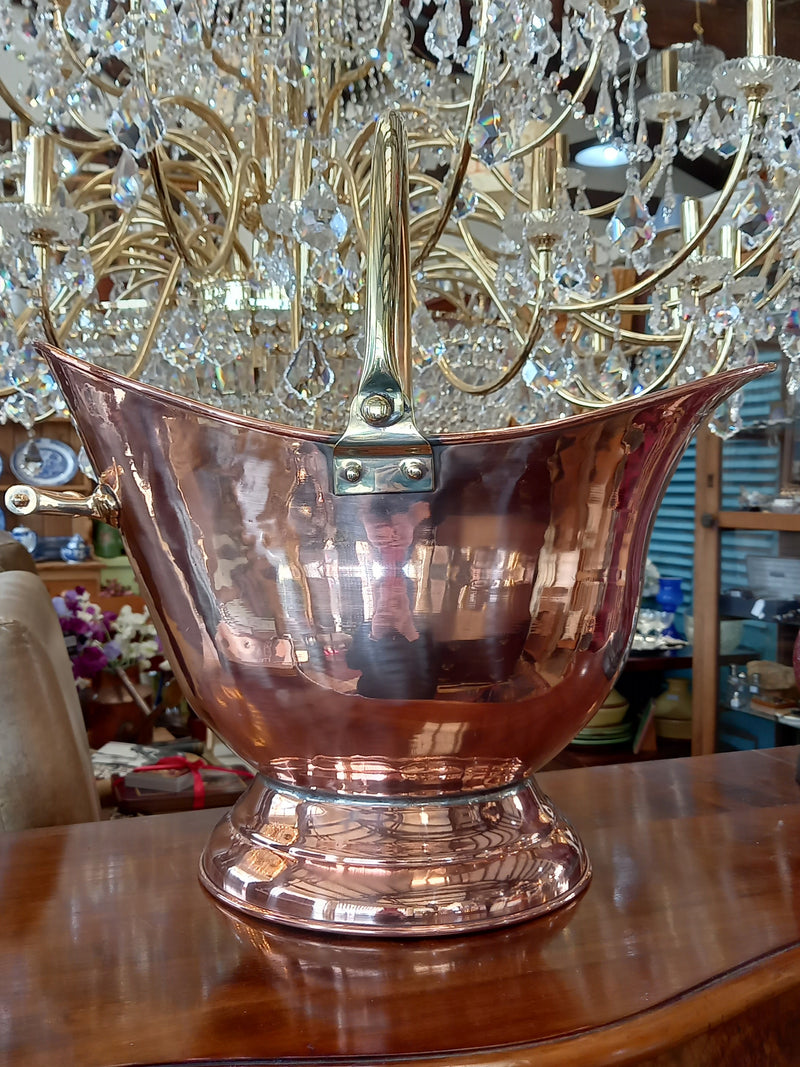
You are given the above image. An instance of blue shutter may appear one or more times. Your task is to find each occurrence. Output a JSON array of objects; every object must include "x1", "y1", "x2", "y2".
[
  {"x1": 647, "y1": 439, "x2": 697, "y2": 602},
  {"x1": 648, "y1": 355, "x2": 782, "y2": 654}
]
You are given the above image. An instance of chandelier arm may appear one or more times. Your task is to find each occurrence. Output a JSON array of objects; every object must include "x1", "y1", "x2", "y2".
[
  {"x1": 436, "y1": 306, "x2": 543, "y2": 396},
  {"x1": 341, "y1": 105, "x2": 440, "y2": 187},
  {"x1": 160, "y1": 95, "x2": 242, "y2": 157},
  {"x1": 49, "y1": 100, "x2": 114, "y2": 143},
  {"x1": 209, "y1": 46, "x2": 256, "y2": 97},
  {"x1": 39, "y1": 283, "x2": 59, "y2": 349},
  {"x1": 557, "y1": 97, "x2": 762, "y2": 316},
  {"x1": 420, "y1": 252, "x2": 524, "y2": 343},
  {"x1": 506, "y1": 44, "x2": 603, "y2": 164},
  {"x1": 48, "y1": 218, "x2": 144, "y2": 339},
  {"x1": 127, "y1": 256, "x2": 183, "y2": 379},
  {"x1": 430, "y1": 62, "x2": 512, "y2": 113},
  {"x1": 53, "y1": 130, "x2": 117, "y2": 153},
  {"x1": 410, "y1": 0, "x2": 491, "y2": 271},
  {"x1": 51, "y1": 6, "x2": 124, "y2": 100},
  {"x1": 0, "y1": 75, "x2": 37, "y2": 128},
  {"x1": 332, "y1": 153, "x2": 368, "y2": 253},
  {"x1": 709, "y1": 182, "x2": 800, "y2": 301},
  {"x1": 318, "y1": 0, "x2": 394, "y2": 135},
  {"x1": 557, "y1": 322, "x2": 698, "y2": 409},
  {"x1": 581, "y1": 156, "x2": 662, "y2": 219},
  {"x1": 148, "y1": 148, "x2": 261, "y2": 276},
  {"x1": 456, "y1": 224, "x2": 509, "y2": 299},
  {"x1": 574, "y1": 311, "x2": 682, "y2": 348},
  {"x1": 468, "y1": 136, "x2": 659, "y2": 218},
  {"x1": 161, "y1": 130, "x2": 237, "y2": 201},
  {"x1": 753, "y1": 257, "x2": 798, "y2": 312},
  {"x1": 707, "y1": 328, "x2": 736, "y2": 377},
  {"x1": 105, "y1": 266, "x2": 178, "y2": 301}
]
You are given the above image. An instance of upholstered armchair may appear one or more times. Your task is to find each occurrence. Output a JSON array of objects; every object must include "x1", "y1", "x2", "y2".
[{"x1": 0, "y1": 531, "x2": 100, "y2": 830}]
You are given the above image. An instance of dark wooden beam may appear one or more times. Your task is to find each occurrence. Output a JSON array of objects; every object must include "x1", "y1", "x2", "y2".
[{"x1": 646, "y1": 1, "x2": 800, "y2": 62}]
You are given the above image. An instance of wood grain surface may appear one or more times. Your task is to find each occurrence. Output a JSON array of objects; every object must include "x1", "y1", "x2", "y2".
[{"x1": 2, "y1": 747, "x2": 800, "y2": 1067}]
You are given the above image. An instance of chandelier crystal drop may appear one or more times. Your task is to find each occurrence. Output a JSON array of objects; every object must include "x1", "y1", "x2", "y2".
[{"x1": 0, "y1": 0, "x2": 798, "y2": 433}]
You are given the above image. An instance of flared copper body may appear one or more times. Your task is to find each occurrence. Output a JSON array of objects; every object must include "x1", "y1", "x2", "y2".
[{"x1": 37, "y1": 345, "x2": 768, "y2": 934}]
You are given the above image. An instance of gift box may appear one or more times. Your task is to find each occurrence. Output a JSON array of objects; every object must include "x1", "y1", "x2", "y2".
[{"x1": 112, "y1": 757, "x2": 253, "y2": 814}]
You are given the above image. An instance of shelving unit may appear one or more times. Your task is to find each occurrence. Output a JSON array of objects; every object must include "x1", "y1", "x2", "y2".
[
  {"x1": 0, "y1": 419, "x2": 99, "y2": 594},
  {"x1": 692, "y1": 426, "x2": 800, "y2": 754}
]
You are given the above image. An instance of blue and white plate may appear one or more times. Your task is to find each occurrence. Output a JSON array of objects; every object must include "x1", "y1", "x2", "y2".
[{"x1": 10, "y1": 437, "x2": 79, "y2": 487}]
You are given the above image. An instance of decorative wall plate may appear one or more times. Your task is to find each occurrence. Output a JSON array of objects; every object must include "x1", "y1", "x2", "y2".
[{"x1": 10, "y1": 438, "x2": 79, "y2": 487}]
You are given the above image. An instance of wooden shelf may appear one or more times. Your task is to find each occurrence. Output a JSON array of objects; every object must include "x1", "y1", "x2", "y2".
[
  {"x1": 718, "y1": 511, "x2": 800, "y2": 532},
  {"x1": 38, "y1": 559, "x2": 105, "y2": 597},
  {"x1": 0, "y1": 420, "x2": 92, "y2": 543}
]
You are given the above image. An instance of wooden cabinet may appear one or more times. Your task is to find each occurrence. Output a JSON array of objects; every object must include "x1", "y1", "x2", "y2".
[{"x1": 692, "y1": 426, "x2": 800, "y2": 754}]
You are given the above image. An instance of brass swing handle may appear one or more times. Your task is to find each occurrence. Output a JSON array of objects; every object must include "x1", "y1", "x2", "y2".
[
  {"x1": 332, "y1": 110, "x2": 434, "y2": 496},
  {"x1": 4, "y1": 482, "x2": 121, "y2": 527}
]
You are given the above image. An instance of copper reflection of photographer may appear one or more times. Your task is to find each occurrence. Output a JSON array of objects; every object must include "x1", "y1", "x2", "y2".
[{"x1": 346, "y1": 498, "x2": 438, "y2": 700}]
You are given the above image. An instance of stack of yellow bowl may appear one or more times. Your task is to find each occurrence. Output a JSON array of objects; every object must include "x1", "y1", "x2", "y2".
[{"x1": 573, "y1": 690, "x2": 633, "y2": 747}]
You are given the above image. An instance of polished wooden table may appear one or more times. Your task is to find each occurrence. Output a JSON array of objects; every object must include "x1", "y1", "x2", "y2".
[{"x1": 3, "y1": 747, "x2": 800, "y2": 1067}]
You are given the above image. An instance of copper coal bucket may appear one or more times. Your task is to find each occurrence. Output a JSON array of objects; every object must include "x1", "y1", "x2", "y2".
[{"x1": 7, "y1": 113, "x2": 768, "y2": 936}]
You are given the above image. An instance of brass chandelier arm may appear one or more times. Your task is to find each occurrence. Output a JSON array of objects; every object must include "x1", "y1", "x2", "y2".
[
  {"x1": 558, "y1": 96, "x2": 762, "y2": 316},
  {"x1": 47, "y1": 219, "x2": 142, "y2": 340},
  {"x1": 701, "y1": 181, "x2": 800, "y2": 303},
  {"x1": 160, "y1": 131, "x2": 237, "y2": 202},
  {"x1": 148, "y1": 147, "x2": 263, "y2": 277},
  {"x1": 160, "y1": 95, "x2": 242, "y2": 158},
  {"x1": 51, "y1": 3, "x2": 123, "y2": 99},
  {"x1": 420, "y1": 254, "x2": 525, "y2": 344},
  {"x1": 331, "y1": 152, "x2": 368, "y2": 253},
  {"x1": 342, "y1": 103, "x2": 440, "y2": 185},
  {"x1": 318, "y1": 0, "x2": 394, "y2": 136},
  {"x1": 437, "y1": 303, "x2": 544, "y2": 396},
  {"x1": 127, "y1": 255, "x2": 183, "y2": 379},
  {"x1": 430, "y1": 62, "x2": 512, "y2": 113},
  {"x1": 410, "y1": 0, "x2": 491, "y2": 271},
  {"x1": 574, "y1": 311, "x2": 683, "y2": 348},
  {"x1": 506, "y1": 44, "x2": 603, "y2": 164},
  {"x1": 581, "y1": 155, "x2": 662, "y2": 219},
  {"x1": 557, "y1": 322, "x2": 698, "y2": 409},
  {"x1": 707, "y1": 327, "x2": 736, "y2": 377},
  {"x1": 53, "y1": 130, "x2": 116, "y2": 154},
  {"x1": 0, "y1": 74, "x2": 38, "y2": 128}
]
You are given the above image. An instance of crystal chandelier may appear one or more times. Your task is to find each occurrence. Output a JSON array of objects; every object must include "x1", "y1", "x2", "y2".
[{"x1": 0, "y1": 0, "x2": 799, "y2": 435}]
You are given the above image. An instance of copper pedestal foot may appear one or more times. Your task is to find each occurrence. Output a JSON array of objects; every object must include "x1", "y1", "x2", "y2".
[{"x1": 198, "y1": 775, "x2": 591, "y2": 937}]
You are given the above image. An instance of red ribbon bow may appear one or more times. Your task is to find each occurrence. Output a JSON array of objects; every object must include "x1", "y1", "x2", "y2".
[{"x1": 130, "y1": 755, "x2": 253, "y2": 809}]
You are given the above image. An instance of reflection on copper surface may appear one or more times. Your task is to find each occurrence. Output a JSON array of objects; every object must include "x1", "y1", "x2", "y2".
[{"x1": 37, "y1": 341, "x2": 770, "y2": 932}]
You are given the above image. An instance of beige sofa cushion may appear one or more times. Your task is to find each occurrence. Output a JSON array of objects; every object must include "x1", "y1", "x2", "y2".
[{"x1": 0, "y1": 570, "x2": 100, "y2": 831}]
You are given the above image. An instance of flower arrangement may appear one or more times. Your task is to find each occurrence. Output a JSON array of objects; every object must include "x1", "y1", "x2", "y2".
[{"x1": 53, "y1": 586, "x2": 161, "y2": 688}]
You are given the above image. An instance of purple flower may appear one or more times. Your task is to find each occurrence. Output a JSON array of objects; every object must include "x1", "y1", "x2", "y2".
[
  {"x1": 103, "y1": 640, "x2": 122, "y2": 663},
  {"x1": 63, "y1": 588, "x2": 84, "y2": 610},
  {"x1": 72, "y1": 644, "x2": 109, "y2": 680},
  {"x1": 61, "y1": 616, "x2": 93, "y2": 638},
  {"x1": 89, "y1": 621, "x2": 110, "y2": 642},
  {"x1": 52, "y1": 596, "x2": 68, "y2": 618}
]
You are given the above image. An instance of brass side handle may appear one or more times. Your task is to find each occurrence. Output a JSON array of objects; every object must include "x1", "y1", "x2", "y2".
[{"x1": 4, "y1": 482, "x2": 121, "y2": 527}]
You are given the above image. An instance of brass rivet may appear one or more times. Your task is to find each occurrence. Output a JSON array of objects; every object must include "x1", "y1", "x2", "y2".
[
  {"x1": 342, "y1": 461, "x2": 363, "y2": 483},
  {"x1": 361, "y1": 394, "x2": 394, "y2": 425},
  {"x1": 401, "y1": 459, "x2": 426, "y2": 481},
  {"x1": 9, "y1": 489, "x2": 31, "y2": 510}
]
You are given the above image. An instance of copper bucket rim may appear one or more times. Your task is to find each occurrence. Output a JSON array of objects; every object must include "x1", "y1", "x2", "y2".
[{"x1": 34, "y1": 339, "x2": 774, "y2": 447}]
